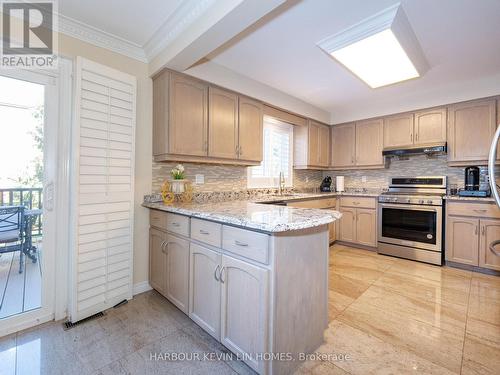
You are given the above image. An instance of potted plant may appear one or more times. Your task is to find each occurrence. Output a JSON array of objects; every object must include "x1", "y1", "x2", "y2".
[{"x1": 170, "y1": 164, "x2": 187, "y2": 193}]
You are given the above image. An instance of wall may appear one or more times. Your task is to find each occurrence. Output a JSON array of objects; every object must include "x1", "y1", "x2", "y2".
[
  {"x1": 152, "y1": 161, "x2": 323, "y2": 193},
  {"x1": 58, "y1": 34, "x2": 153, "y2": 287},
  {"x1": 323, "y1": 154, "x2": 466, "y2": 190}
]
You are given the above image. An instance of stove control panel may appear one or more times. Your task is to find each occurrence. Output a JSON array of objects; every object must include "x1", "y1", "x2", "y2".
[{"x1": 378, "y1": 195, "x2": 443, "y2": 206}]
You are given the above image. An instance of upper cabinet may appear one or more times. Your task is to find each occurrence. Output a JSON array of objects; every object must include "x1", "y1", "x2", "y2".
[
  {"x1": 355, "y1": 119, "x2": 384, "y2": 167},
  {"x1": 294, "y1": 120, "x2": 330, "y2": 169},
  {"x1": 383, "y1": 113, "x2": 414, "y2": 148},
  {"x1": 153, "y1": 70, "x2": 262, "y2": 165},
  {"x1": 331, "y1": 120, "x2": 384, "y2": 169},
  {"x1": 447, "y1": 98, "x2": 497, "y2": 165},
  {"x1": 208, "y1": 87, "x2": 238, "y2": 159}
]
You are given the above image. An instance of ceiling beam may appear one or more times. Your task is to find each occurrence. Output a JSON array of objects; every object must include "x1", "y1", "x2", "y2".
[{"x1": 148, "y1": 0, "x2": 286, "y2": 76}]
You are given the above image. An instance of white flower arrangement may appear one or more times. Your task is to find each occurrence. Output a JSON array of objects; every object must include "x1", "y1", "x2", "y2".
[{"x1": 171, "y1": 164, "x2": 185, "y2": 180}]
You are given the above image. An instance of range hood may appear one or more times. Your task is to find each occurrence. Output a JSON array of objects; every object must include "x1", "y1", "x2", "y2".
[{"x1": 382, "y1": 143, "x2": 447, "y2": 157}]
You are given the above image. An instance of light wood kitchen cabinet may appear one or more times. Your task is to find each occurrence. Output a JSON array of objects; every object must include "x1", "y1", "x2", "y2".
[
  {"x1": 446, "y1": 200, "x2": 500, "y2": 270},
  {"x1": 238, "y1": 96, "x2": 263, "y2": 162},
  {"x1": 445, "y1": 216, "x2": 479, "y2": 266},
  {"x1": 220, "y1": 254, "x2": 268, "y2": 373},
  {"x1": 447, "y1": 98, "x2": 497, "y2": 164},
  {"x1": 414, "y1": 107, "x2": 447, "y2": 145},
  {"x1": 294, "y1": 120, "x2": 330, "y2": 169},
  {"x1": 356, "y1": 208, "x2": 377, "y2": 247},
  {"x1": 189, "y1": 243, "x2": 221, "y2": 339},
  {"x1": 209, "y1": 87, "x2": 238, "y2": 159},
  {"x1": 339, "y1": 207, "x2": 356, "y2": 243},
  {"x1": 331, "y1": 123, "x2": 356, "y2": 168},
  {"x1": 338, "y1": 197, "x2": 377, "y2": 247},
  {"x1": 167, "y1": 72, "x2": 208, "y2": 157},
  {"x1": 149, "y1": 228, "x2": 167, "y2": 295},
  {"x1": 356, "y1": 119, "x2": 384, "y2": 167},
  {"x1": 164, "y1": 233, "x2": 190, "y2": 313},
  {"x1": 479, "y1": 219, "x2": 500, "y2": 271},
  {"x1": 383, "y1": 113, "x2": 414, "y2": 148}
]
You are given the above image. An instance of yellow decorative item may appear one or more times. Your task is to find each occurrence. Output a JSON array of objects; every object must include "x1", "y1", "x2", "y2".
[
  {"x1": 178, "y1": 181, "x2": 194, "y2": 203},
  {"x1": 161, "y1": 181, "x2": 175, "y2": 205}
]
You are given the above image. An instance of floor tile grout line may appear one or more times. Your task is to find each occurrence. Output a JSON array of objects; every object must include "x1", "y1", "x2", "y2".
[{"x1": 459, "y1": 276, "x2": 472, "y2": 375}]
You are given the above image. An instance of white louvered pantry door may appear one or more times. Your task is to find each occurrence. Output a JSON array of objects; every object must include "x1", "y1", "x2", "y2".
[{"x1": 70, "y1": 57, "x2": 136, "y2": 322}]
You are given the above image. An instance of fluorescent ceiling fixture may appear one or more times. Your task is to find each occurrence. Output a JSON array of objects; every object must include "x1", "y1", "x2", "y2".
[{"x1": 317, "y1": 3, "x2": 428, "y2": 88}]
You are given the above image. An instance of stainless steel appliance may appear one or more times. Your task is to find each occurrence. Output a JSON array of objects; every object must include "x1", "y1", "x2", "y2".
[
  {"x1": 378, "y1": 176, "x2": 447, "y2": 265},
  {"x1": 459, "y1": 166, "x2": 491, "y2": 197},
  {"x1": 488, "y1": 125, "x2": 500, "y2": 255}
]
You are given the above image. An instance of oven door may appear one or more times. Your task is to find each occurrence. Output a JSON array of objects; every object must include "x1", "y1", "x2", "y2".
[{"x1": 378, "y1": 203, "x2": 442, "y2": 252}]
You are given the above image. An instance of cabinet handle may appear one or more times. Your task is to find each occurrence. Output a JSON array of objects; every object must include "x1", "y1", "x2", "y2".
[
  {"x1": 410, "y1": 133, "x2": 413, "y2": 142},
  {"x1": 219, "y1": 266, "x2": 226, "y2": 283},
  {"x1": 475, "y1": 225, "x2": 478, "y2": 235},
  {"x1": 199, "y1": 229, "x2": 210, "y2": 235},
  {"x1": 239, "y1": 145, "x2": 242, "y2": 156},
  {"x1": 415, "y1": 132, "x2": 419, "y2": 142},
  {"x1": 482, "y1": 226, "x2": 485, "y2": 236},
  {"x1": 474, "y1": 209, "x2": 487, "y2": 213},
  {"x1": 214, "y1": 264, "x2": 220, "y2": 281},
  {"x1": 234, "y1": 240, "x2": 248, "y2": 247},
  {"x1": 235, "y1": 145, "x2": 239, "y2": 156},
  {"x1": 160, "y1": 240, "x2": 166, "y2": 252},
  {"x1": 170, "y1": 222, "x2": 180, "y2": 227},
  {"x1": 162, "y1": 241, "x2": 172, "y2": 254}
]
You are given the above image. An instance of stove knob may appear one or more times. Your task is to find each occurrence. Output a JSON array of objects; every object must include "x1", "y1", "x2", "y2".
[
  {"x1": 406, "y1": 198, "x2": 411, "y2": 203},
  {"x1": 419, "y1": 199, "x2": 425, "y2": 204},
  {"x1": 427, "y1": 200, "x2": 433, "y2": 204}
]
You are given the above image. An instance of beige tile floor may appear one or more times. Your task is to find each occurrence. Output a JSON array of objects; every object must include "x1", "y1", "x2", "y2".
[{"x1": 0, "y1": 244, "x2": 499, "y2": 375}]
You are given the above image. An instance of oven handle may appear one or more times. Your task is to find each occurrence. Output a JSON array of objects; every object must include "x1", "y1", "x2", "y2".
[{"x1": 378, "y1": 203, "x2": 441, "y2": 212}]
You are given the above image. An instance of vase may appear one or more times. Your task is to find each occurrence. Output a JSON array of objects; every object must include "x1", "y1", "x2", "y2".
[{"x1": 171, "y1": 179, "x2": 187, "y2": 194}]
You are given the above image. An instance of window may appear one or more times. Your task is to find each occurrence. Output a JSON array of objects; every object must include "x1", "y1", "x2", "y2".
[{"x1": 247, "y1": 117, "x2": 293, "y2": 188}]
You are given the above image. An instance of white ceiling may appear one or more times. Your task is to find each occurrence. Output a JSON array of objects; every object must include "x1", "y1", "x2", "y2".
[
  {"x1": 59, "y1": 0, "x2": 184, "y2": 46},
  {"x1": 208, "y1": 0, "x2": 500, "y2": 122}
]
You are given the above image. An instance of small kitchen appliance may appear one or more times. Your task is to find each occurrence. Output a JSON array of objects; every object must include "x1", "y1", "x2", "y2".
[
  {"x1": 378, "y1": 176, "x2": 447, "y2": 266},
  {"x1": 320, "y1": 176, "x2": 332, "y2": 192},
  {"x1": 459, "y1": 166, "x2": 490, "y2": 197},
  {"x1": 464, "y1": 166, "x2": 480, "y2": 191}
]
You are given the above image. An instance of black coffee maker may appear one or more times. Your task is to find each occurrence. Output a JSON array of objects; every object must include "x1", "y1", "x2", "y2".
[
  {"x1": 465, "y1": 166, "x2": 480, "y2": 191},
  {"x1": 320, "y1": 176, "x2": 332, "y2": 192}
]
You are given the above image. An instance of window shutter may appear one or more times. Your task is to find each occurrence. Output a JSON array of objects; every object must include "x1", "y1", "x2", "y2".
[{"x1": 70, "y1": 57, "x2": 136, "y2": 322}]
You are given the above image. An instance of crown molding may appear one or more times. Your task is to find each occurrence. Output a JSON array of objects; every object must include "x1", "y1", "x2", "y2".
[
  {"x1": 58, "y1": 14, "x2": 148, "y2": 63},
  {"x1": 143, "y1": 0, "x2": 216, "y2": 62}
]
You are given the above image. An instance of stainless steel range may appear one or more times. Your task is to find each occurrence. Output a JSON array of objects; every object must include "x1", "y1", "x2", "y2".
[{"x1": 378, "y1": 176, "x2": 447, "y2": 265}]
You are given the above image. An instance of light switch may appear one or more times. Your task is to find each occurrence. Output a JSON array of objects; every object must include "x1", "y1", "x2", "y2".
[{"x1": 195, "y1": 174, "x2": 204, "y2": 184}]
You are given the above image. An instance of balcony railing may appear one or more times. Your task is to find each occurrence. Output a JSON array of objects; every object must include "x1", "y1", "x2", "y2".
[{"x1": 0, "y1": 188, "x2": 43, "y2": 236}]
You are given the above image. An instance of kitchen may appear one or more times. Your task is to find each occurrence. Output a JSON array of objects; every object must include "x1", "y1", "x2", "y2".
[{"x1": 0, "y1": 1, "x2": 499, "y2": 375}]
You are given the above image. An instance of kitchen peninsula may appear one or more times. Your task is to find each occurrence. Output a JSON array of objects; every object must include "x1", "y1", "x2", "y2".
[{"x1": 143, "y1": 200, "x2": 340, "y2": 375}]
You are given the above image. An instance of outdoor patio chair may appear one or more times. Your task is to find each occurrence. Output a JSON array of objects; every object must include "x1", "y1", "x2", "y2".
[{"x1": 0, "y1": 205, "x2": 25, "y2": 273}]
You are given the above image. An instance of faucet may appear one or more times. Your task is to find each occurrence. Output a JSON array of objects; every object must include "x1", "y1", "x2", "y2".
[{"x1": 278, "y1": 171, "x2": 286, "y2": 195}]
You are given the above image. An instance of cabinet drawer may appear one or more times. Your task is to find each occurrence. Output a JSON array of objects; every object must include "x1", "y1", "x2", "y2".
[
  {"x1": 288, "y1": 198, "x2": 336, "y2": 209},
  {"x1": 447, "y1": 202, "x2": 500, "y2": 219},
  {"x1": 222, "y1": 226, "x2": 269, "y2": 264},
  {"x1": 166, "y1": 213, "x2": 190, "y2": 236},
  {"x1": 191, "y1": 218, "x2": 222, "y2": 248},
  {"x1": 340, "y1": 196, "x2": 376, "y2": 209},
  {"x1": 150, "y1": 210, "x2": 167, "y2": 230}
]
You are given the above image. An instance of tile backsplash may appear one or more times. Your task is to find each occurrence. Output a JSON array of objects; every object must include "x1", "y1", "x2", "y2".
[
  {"x1": 152, "y1": 161, "x2": 323, "y2": 193},
  {"x1": 322, "y1": 154, "x2": 469, "y2": 190}
]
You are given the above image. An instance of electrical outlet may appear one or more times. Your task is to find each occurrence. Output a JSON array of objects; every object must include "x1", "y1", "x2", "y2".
[
  {"x1": 306, "y1": 176, "x2": 309, "y2": 183},
  {"x1": 362, "y1": 176, "x2": 367, "y2": 183},
  {"x1": 195, "y1": 174, "x2": 204, "y2": 184}
]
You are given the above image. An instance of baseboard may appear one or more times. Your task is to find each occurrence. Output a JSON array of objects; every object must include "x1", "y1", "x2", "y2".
[{"x1": 133, "y1": 281, "x2": 152, "y2": 295}]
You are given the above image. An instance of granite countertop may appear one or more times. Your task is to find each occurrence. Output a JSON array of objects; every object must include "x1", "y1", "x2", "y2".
[
  {"x1": 444, "y1": 195, "x2": 495, "y2": 202},
  {"x1": 142, "y1": 200, "x2": 341, "y2": 233},
  {"x1": 251, "y1": 191, "x2": 381, "y2": 203}
]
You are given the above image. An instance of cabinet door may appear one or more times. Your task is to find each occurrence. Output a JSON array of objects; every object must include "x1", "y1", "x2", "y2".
[
  {"x1": 479, "y1": 219, "x2": 500, "y2": 271},
  {"x1": 331, "y1": 123, "x2": 356, "y2": 168},
  {"x1": 189, "y1": 243, "x2": 221, "y2": 339},
  {"x1": 169, "y1": 73, "x2": 208, "y2": 156},
  {"x1": 448, "y1": 99, "x2": 496, "y2": 163},
  {"x1": 165, "y1": 233, "x2": 190, "y2": 313},
  {"x1": 339, "y1": 207, "x2": 356, "y2": 243},
  {"x1": 209, "y1": 87, "x2": 238, "y2": 159},
  {"x1": 328, "y1": 221, "x2": 336, "y2": 243},
  {"x1": 220, "y1": 255, "x2": 268, "y2": 373},
  {"x1": 383, "y1": 113, "x2": 414, "y2": 148},
  {"x1": 319, "y1": 124, "x2": 330, "y2": 167},
  {"x1": 238, "y1": 96, "x2": 263, "y2": 162},
  {"x1": 308, "y1": 121, "x2": 320, "y2": 166},
  {"x1": 152, "y1": 72, "x2": 168, "y2": 156},
  {"x1": 356, "y1": 119, "x2": 384, "y2": 167},
  {"x1": 414, "y1": 107, "x2": 447, "y2": 145},
  {"x1": 356, "y1": 208, "x2": 377, "y2": 247},
  {"x1": 149, "y1": 228, "x2": 167, "y2": 295},
  {"x1": 445, "y1": 216, "x2": 479, "y2": 266}
]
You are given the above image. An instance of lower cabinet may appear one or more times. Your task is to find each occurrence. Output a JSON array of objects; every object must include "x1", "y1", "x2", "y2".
[
  {"x1": 445, "y1": 201, "x2": 500, "y2": 271},
  {"x1": 339, "y1": 207, "x2": 356, "y2": 243},
  {"x1": 220, "y1": 255, "x2": 268, "y2": 372},
  {"x1": 338, "y1": 199, "x2": 377, "y2": 247},
  {"x1": 149, "y1": 228, "x2": 189, "y2": 313}
]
